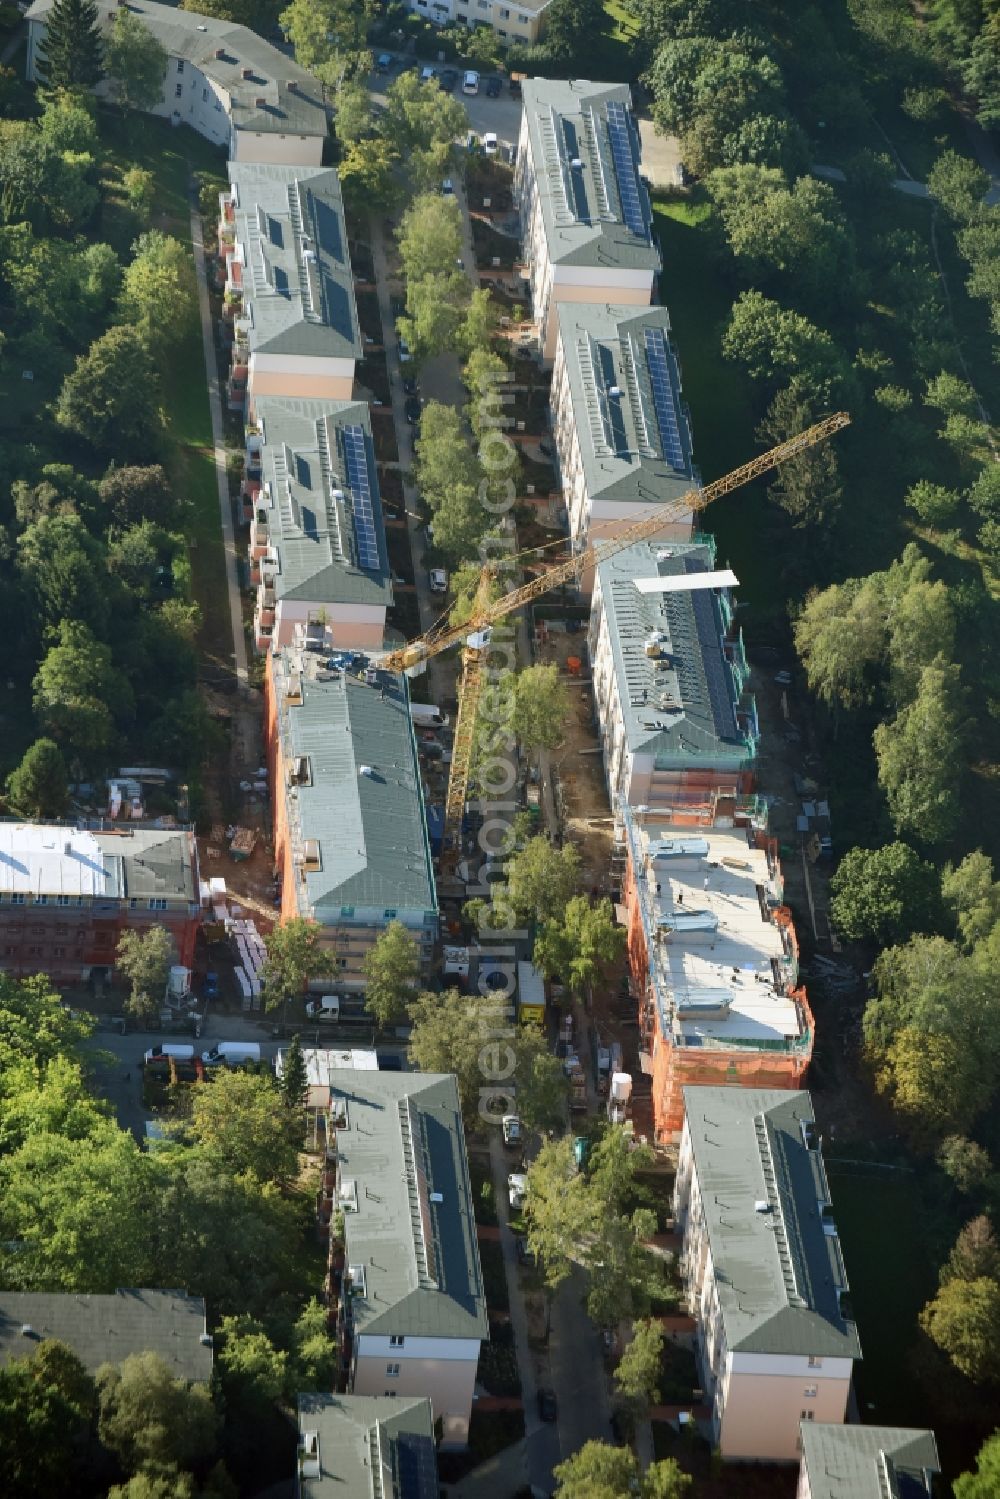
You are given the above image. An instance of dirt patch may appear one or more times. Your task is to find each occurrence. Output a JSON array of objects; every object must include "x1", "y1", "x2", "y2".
[{"x1": 372, "y1": 409, "x2": 399, "y2": 464}]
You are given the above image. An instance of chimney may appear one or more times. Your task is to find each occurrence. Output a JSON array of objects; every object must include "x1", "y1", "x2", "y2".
[
  {"x1": 255, "y1": 96, "x2": 267, "y2": 108},
  {"x1": 215, "y1": 47, "x2": 226, "y2": 60},
  {"x1": 287, "y1": 78, "x2": 298, "y2": 92}
]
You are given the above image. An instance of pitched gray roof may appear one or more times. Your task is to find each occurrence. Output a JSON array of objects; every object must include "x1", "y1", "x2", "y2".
[
  {"x1": 254, "y1": 398, "x2": 390, "y2": 608},
  {"x1": 0, "y1": 1291, "x2": 212, "y2": 1382},
  {"x1": 522, "y1": 81, "x2": 661, "y2": 271},
  {"x1": 682, "y1": 1087, "x2": 862, "y2": 1360},
  {"x1": 597, "y1": 540, "x2": 752, "y2": 768},
  {"x1": 798, "y1": 1424, "x2": 939, "y2": 1499},
  {"x1": 230, "y1": 164, "x2": 361, "y2": 362},
  {"x1": 556, "y1": 303, "x2": 696, "y2": 510},
  {"x1": 272, "y1": 650, "x2": 436, "y2": 919},
  {"x1": 26, "y1": 0, "x2": 328, "y2": 137},
  {"x1": 334, "y1": 1072, "x2": 488, "y2": 1341},
  {"x1": 297, "y1": 1394, "x2": 437, "y2": 1499}
]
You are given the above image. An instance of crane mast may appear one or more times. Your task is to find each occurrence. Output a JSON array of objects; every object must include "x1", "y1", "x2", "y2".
[{"x1": 389, "y1": 411, "x2": 851, "y2": 869}]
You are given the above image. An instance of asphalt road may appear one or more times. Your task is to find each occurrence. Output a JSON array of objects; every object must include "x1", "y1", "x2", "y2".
[{"x1": 368, "y1": 56, "x2": 523, "y2": 150}]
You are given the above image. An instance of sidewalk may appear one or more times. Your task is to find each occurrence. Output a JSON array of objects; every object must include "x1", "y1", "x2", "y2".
[{"x1": 188, "y1": 187, "x2": 249, "y2": 687}]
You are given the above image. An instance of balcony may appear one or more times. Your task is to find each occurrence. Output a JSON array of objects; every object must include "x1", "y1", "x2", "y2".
[{"x1": 249, "y1": 515, "x2": 270, "y2": 558}]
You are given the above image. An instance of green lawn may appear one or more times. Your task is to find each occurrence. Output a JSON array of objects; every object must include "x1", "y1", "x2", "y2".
[
  {"x1": 652, "y1": 194, "x2": 780, "y2": 618},
  {"x1": 600, "y1": 0, "x2": 640, "y2": 83},
  {"x1": 826, "y1": 1166, "x2": 936, "y2": 1427},
  {"x1": 98, "y1": 112, "x2": 232, "y2": 668}
]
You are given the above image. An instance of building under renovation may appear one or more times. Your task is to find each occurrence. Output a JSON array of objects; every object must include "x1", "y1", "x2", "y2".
[{"x1": 620, "y1": 807, "x2": 814, "y2": 1143}]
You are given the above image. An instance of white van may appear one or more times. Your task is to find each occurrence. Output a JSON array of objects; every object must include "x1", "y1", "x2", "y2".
[
  {"x1": 201, "y1": 1041, "x2": 262, "y2": 1067},
  {"x1": 144, "y1": 1043, "x2": 195, "y2": 1065},
  {"x1": 463, "y1": 70, "x2": 480, "y2": 94},
  {"x1": 409, "y1": 703, "x2": 450, "y2": 728},
  {"x1": 305, "y1": 995, "x2": 341, "y2": 1023}
]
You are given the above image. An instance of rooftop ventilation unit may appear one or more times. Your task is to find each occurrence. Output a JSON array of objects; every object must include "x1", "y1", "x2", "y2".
[
  {"x1": 754, "y1": 1200, "x2": 770, "y2": 1214},
  {"x1": 359, "y1": 765, "x2": 375, "y2": 778}
]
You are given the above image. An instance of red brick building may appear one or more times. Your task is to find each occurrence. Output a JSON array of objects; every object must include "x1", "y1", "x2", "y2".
[{"x1": 0, "y1": 822, "x2": 201, "y2": 983}]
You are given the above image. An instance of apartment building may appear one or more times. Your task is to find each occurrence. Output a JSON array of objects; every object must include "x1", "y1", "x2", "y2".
[
  {"x1": 264, "y1": 647, "x2": 438, "y2": 989},
  {"x1": 589, "y1": 538, "x2": 757, "y2": 811},
  {"x1": 515, "y1": 82, "x2": 660, "y2": 359},
  {"x1": 621, "y1": 809, "x2": 813, "y2": 1144},
  {"x1": 328, "y1": 1071, "x2": 488, "y2": 1446},
  {"x1": 0, "y1": 822, "x2": 200, "y2": 980},
  {"x1": 552, "y1": 304, "x2": 696, "y2": 560},
  {"x1": 297, "y1": 1394, "x2": 437, "y2": 1499},
  {"x1": 404, "y1": 0, "x2": 550, "y2": 44},
  {"x1": 797, "y1": 1424, "x2": 939, "y2": 1499},
  {"x1": 25, "y1": 0, "x2": 327, "y2": 163},
  {"x1": 675, "y1": 1087, "x2": 860, "y2": 1461},
  {"x1": 0, "y1": 1290, "x2": 212, "y2": 1381},
  {"x1": 221, "y1": 163, "x2": 361, "y2": 413},
  {"x1": 243, "y1": 397, "x2": 391, "y2": 653}
]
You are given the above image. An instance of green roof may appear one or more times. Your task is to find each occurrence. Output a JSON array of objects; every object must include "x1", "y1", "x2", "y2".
[
  {"x1": 521, "y1": 81, "x2": 661, "y2": 271},
  {"x1": 335, "y1": 1072, "x2": 488, "y2": 1342},
  {"x1": 230, "y1": 164, "x2": 361, "y2": 362},
  {"x1": 25, "y1": 0, "x2": 327, "y2": 137},
  {"x1": 682, "y1": 1087, "x2": 862, "y2": 1360},
  {"x1": 556, "y1": 304, "x2": 697, "y2": 509},
  {"x1": 253, "y1": 398, "x2": 391, "y2": 608},
  {"x1": 798, "y1": 1424, "x2": 939, "y2": 1499},
  {"x1": 596, "y1": 540, "x2": 753, "y2": 768},
  {"x1": 272, "y1": 650, "x2": 436, "y2": 920},
  {"x1": 0, "y1": 1291, "x2": 212, "y2": 1382},
  {"x1": 297, "y1": 1394, "x2": 437, "y2": 1499}
]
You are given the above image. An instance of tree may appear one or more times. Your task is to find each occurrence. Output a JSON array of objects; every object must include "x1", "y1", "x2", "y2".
[
  {"x1": 217, "y1": 1315, "x2": 288, "y2": 1405},
  {"x1": 416, "y1": 401, "x2": 478, "y2": 498},
  {"x1": 261, "y1": 917, "x2": 334, "y2": 1013},
  {"x1": 722, "y1": 290, "x2": 852, "y2": 405},
  {"x1": 793, "y1": 580, "x2": 884, "y2": 710},
  {"x1": 333, "y1": 79, "x2": 372, "y2": 145},
  {"x1": 381, "y1": 73, "x2": 466, "y2": 174},
  {"x1": 97, "y1": 1352, "x2": 218, "y2": 1474},
  {"x1": 107, "y1": 1470, "x2": 196, "y2": 1499},
  {"x1": 904, "y1": 479, "x2": 960, "y2": 527},
  {"x1": 541, "y1": 0, "x2": 607, "y2": 64},
  {"x1": 116, "y1": 926, "x2": 174, "y2": 1022},
  {"x1": 278, "y1": 0, "x2": 369, "y2": 89},
  {"x1": 123, "y1": 166, "x2": 155, "y2": 224},
  {"x1": 427, "y1": 480, "x2": 489, "y2": 563},
  {"x1": 937, "y1": 1137, "x2": 995, "y2": 1197},
  {"x1": 829, "y1": 843, "x2": 940, "y2": 945},
  {"x1": 38, "y1": 96, "x2": 99, "y2": 157},
  {"x1": 57, "y1": 325, "x2": 161, "y2": 461},
  {"x1": 105, "y1": 9, "x2": 168, "y2": 112},
  {"x1": 523, "y1": 1137, "x2": 596, "y2": 1289},
  {"x1": 288, "y1": 1298, "x2": 337, "y2": 1391},
  {"x1": 955, "y1": 1431, "x2": 1000, "y2": 1499},
  {"x1": 756, "y1": 384, "x2": 842, "y2": 528},
  {"x1": 0, "y1": 1340, "x2": 96, "y2": 1499},
  {"x1": 397, "y1": 193, "x2": 463, "y2": 284},
  {"x1": 503, "y1": 837, "x2": 582, "y2": 926},
  {"x1": 18, "y1": 511, "x2": 110, "y2": 636},
  {"x1": 510, "y1": 664, "x2": 573, "y2": 751},
  {"x1": 33, "y1": 620, "x2": 132, "y2": 762},
  {"x1": 941, "y1": 1216, "x2": 1000, "y2": 1286},
  {"x1": 35, "y1": 0, "x2": 103, "y2": 90},
  {"x1": 362, "y1": 920, "x2": 420, "y2": 1028},
  {"x1": 190, "y1": 1068, "x2": 300, "y2": 1183},
  {"x1": 399, "y1": 270, "x2": 469, "y2": 360},
  {"x1": 279, "y1": 1033, "x2": 308, "y2": 1112},
  {"x1": 927, "y1": 149, "x2": 989, "y2": 222},
  {"x1": 515, "y1": 1029, "x2": 568, "y2": 1136},
  {"x1": 6, "y1": 738, "x2": 69, "y2": 818},
  {"x1": 99, "y1": 465, "x2": 178, "y2": 528},
  {"x1": 874, "y1": 657, "x2": 967, "y2": 844},
  {"x1": 880, "y1": 1026, "x2": 986, "y2": 1140},
  {"x1": 337, "y1": 139, "x2": 401, "y2": 216},
  {"x1": 118, "y1": 232, "x2": 196, "y2": 352},
  {"x1": 942, "y1": 852, "x2": 1000, "y2": 949},
  {"x1": 0, "y1": 972, "x2": 95, "y2": 1074},
  {"x1": 406, "y1": 988, "x2": 496, "y2": 1124},
  {"x1": 615, "y1": 1318, "x2": 665, "y2": 1413},
  {"x1": 919, "y1": 1277, "x2": 1000, "y2": 1384},
  {"x1": 554, "y1": 1442, "x2": 639, "y2": 1499},
  {"x1": 534, "y1": 897, "x2": 626, "y2": 996}
]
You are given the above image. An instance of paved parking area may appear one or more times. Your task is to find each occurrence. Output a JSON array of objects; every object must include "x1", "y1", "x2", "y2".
[{"x1": 368, "y1": 55, "x2": 523, "y2": 149}]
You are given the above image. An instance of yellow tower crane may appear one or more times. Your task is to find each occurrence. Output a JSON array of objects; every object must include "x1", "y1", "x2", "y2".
[{"x1": 383, "y1": 411, "x2": 850, "y2": 869}]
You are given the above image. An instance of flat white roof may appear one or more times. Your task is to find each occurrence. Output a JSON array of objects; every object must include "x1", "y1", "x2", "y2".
[
  {"x1": 0, "y1": 824, "x2": 111, "y2": 897},
  {"x1": 279, "y1": 1048, "x2": 379, "y2": 1088},
  {"x1": 637, "y1": 824, "x2": 803, "y2": 1047}
]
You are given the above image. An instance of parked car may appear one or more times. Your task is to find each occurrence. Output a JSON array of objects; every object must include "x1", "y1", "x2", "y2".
[
  {"x1": 463, "y1": 69, "x2": 480, "y2": 94},
  {"x1": 203, "y1": 971, "x2": 219, "y2": 999},
  {"x1": 537, "y1": 1388, "x2": 558, "y2": 1423},
  {"x1": 420, "y1": 65, "x2": 436, "y2": 82},
  {"x1": 397, "y1": 329, "x2": 412, "y2": 363},
  {"x1": 483, "y1": 132, "x2": 498, "y2": 155},
  {"x1": 376, "y1": 53, "x2": 392, "y2": 72},
  {"x1": 508, "y1": 1172, "x2": 528, "y2": 1209},
  {"x1": 201, "y1": 1041, "x2": 261, "y2": 1067},
  {"x1": 515, "y1": 1236, "x2": 536, "y2": 1266},
  {"x1": 305, "y1": 995, "x2": 341, "y2": 1023},
  {"x1": 441, "y1": 68, "x2": 459, "y2": 91},
  {"x1": 441, "y1": 178, "x2": 455, "y2": 195},
  {"x1": 485, "y1": 75, "x2": 502, "y2": 98},
  {"x1": 502, "y1": 1113, "x2": 522, "y2": 1147},
  {"x1": 404, "y1": 395, "x2": 422, "y2": 424},
  {"x1": 402, "y1": 375, "x2": 418, "y2": 395},
  {"x1": 429, "y1": 567, "x2": 448, "y2": 593}
]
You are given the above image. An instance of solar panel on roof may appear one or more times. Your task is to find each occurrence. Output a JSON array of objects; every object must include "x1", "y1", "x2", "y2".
[
  {"x1": 605, "y1": 100, "x2": 647, "y2": 238},
  {"x1": 644, "y1": 326, "x2": 687, "y2": 471},
  {"x1": 394, "y1": 1431, "x2": 438, "y2": 1499},
  {"x1": 342, "y1": 424, "x2": 381, "y2": 572}
]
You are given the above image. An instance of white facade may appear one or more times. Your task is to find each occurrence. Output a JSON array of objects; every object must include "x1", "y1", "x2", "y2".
[{"x1": 405, "y1": 0, "x2": 549, "y2": 43}]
